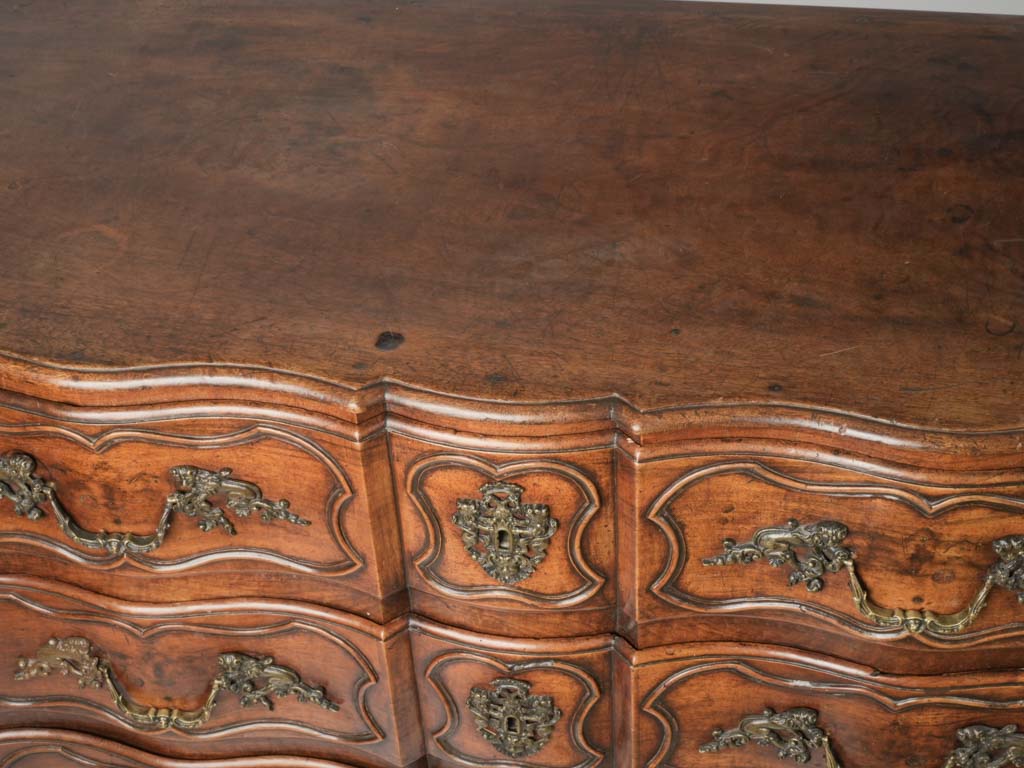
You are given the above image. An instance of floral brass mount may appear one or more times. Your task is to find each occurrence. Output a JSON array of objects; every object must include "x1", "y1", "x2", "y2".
[
  {"x1": 0, "y1": 450, "x2": 310, "y2": 555},
  {"x1": 702, "y1": 709, "x2": 1024, "y2": 768},
  {"x1": 700, "y1": 707, "x2": 839, "y2": 767},
  {"x1": 453, "y1": 482, "x2": 558, "y2": 584},
  {"x1": 14, "y1": 636, "x2": 338, "y2": 730},
  {"x1": 467, "y1": 677, "x2": 562, "y2": 758},
  {"x1": 702, "y1": 519, "x2": 1024, "y2": 635},
  {"x1": 944, "y1": 723, "x2": 1024, "y2": 768}
]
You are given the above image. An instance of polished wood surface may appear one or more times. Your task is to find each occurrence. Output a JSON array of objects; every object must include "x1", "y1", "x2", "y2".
[
  {"x1": 2, "y1": 1, "x2": 1023, "y2": 766},
  {"x1": 2, "y1": 1, "x2": 1023, "y2": 428},
  {"x1": 616, "y1": 641, "x2": 1024, "y2": 768},
  {"x1": 0, "y1": 579, "x2": 424, "y2": 768}
]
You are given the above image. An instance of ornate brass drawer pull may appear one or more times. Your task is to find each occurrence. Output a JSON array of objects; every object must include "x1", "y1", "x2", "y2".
[
  {"x1": 701, "y1": 710, "x2": 1024, "y2": 768},
  {"x1": 0, "y1": 451, "x2": 310, "y2": 555},
  {"x1": 454, "y1": 482, "x2": 557, "y2": 584},
  {"x1": 702, "y1": 519, "x2": 1024, "y2": 635},
  {"x1": 14, "y1": 636, "x2": 338, "y2": 730},
  {"x1": 468, "y1": 677, "x2": 562, "y2": 758},
  {"x1": 944, "y1": 723, "x2": 1024, "y2": 767},
  {"x1": 700, "y1": 707, "x2": 840, "y2": 767}
]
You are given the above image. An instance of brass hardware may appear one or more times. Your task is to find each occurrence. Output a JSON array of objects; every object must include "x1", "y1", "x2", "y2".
[
  {"x1": 467, "y1": 677, "x2": 562, "y2": 758},
  {"x1": 14, "y1": 636, "x2": 338, "y2": 730},
  {"x1": 703, "y1": 519, "x2": 1024, "y2": 635},
  {"x1": 0, "y1": 451, "x2": 310, "y2": 555},
  {"x1": 453, "y1": 482, "x2": 557, "y2": 584},
  {"x1": 943, "y1": 723, "x2": 1024, "y2": 767},
  {"x1": 700, "y1": 707, "x2": 840, "y2": 767}
]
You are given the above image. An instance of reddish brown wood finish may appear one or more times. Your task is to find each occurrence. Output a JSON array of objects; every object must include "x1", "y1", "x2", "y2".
[
  {"x1": 0, "y1": 729, "x2": 372, "y2": 767},
  {"x1": 615, "y1": 641, "x2": 1024, "y2": 768},
  {"x1": 0, "y1": 396, "x2": 407, "y2": 623},
  {"x1": 390, "y1": 433, "x2": 616, "y2": 637},
  {"x1": 0, "y1": 579, "x2": 423, "y2": 768},
  {"x1": 1, "y1": 1, "x2": 1023, "y2": 765},
  {"x1": 408, "y1": 619, "x2": 613, "y2": 768},
  {"x1": 1, "y1": 1, "x2": 1023, "y2": 430},
  {"x1": 620, "y1": 450, "x2": 1024, "y2": 670}
]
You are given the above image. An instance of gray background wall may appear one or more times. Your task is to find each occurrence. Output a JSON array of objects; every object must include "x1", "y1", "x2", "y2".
[{"x1": 677, "y1": 1, "x2": 1022, "y2": 14}]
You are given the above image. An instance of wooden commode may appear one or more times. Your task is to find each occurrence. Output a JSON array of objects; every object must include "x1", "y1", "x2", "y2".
[{"x1": 1, "y1": 1, "x2": 1023, "y2": 766}]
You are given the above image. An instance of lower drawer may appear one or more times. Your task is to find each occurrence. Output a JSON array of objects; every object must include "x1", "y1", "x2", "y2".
[
  {"x1": 409, "y1": 619, "x2": 614, "y2": 767},
  {"x1": 617, "y1": 641, "x2": 1024, "y2": 767},
  {"x1": 0, "y1": 728, "x2": 369, "y2": 767},
  {"x1": 0, "y1": 578, "x2": 423, "y2": 768}
]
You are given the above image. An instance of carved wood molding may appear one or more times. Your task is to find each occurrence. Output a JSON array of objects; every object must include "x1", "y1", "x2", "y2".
[
  {"x1": 704, "y1": 518, "x2": 1024, "y2": 636},
  {"x1": 407, "y1": 454, "x2": 606, "y2": 606},
  {"x1": 0, "y1": 728, "x2": 362, "y2": 767},
  {"x1": 646, "y1": 459, "x2": 1024, "y2": 644},
  {"x1": 15, "y1": 636, "x2": 340, "y2": 730},
  {"x1": 424, "y1": 650, "x2": 603, "y2": 768},
  {"x1": 3, "y1": 354, "x2": 1024, "y2": 462},
  {"x1": 0, "y1": 423, "x2": 362, "y2": 575},
  {"x1": 638, "y1": 652, "x2": 1024, "y2": 768},
  {"x1": 0, "y1": 582, "x2": 386, "y2": 744}
]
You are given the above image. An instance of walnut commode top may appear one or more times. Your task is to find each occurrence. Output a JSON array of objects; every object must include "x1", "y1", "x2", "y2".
[{"x1": 1, "y1": 1, "x2": 1022, "y2": 766}]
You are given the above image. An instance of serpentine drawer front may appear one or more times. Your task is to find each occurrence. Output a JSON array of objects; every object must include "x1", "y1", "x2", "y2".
[
  {"x1": 0, "y1": 580, "x2": 423, "y2": 767},
  {"x1": 390, "y1": 435, "x2": 616, "y2": 637},
  {"x1": 615, "y1": 642, "x2": 1024, "y2": 768},
  {"x1": 2, "y1": 0, "x2": 1023, "y2": 766},
  {"x1": 0, "y1": 401, "x2": 407, "y2": 623},
  {"x1": 623, "y1": 453, "x2": 1024, "y2": 667}
]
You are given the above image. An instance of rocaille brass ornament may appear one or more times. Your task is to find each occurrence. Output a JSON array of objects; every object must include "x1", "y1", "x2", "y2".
[
  {"x1": 467, "y1": 677, "x2": 561, "y2": 758},
  {"x1": 700, "y1": 707, "x2": 839, "y2": 767},
  {"x1": 453, "y1": 482, "x2": 557, "y2": 584},
  {"x1": 703, "y1": 518, "x2": 1024, "y2": 635},
  {"x1": 943, "y1": 723, "x2": 1024, "y2": 768},
  {"x1": 0, "y1": 450, "x2": 309, "y2": 555},
  {"x1": 14, "y1": 636, "x2": 338, "y2": 730}
]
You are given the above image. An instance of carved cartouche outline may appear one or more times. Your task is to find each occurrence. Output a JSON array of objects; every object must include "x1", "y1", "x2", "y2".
[
  {"x1": 425, "y1": 650, "x2": 602, "y2": 768},
  {"x1": 407, "y1": 454, "x2": 606, "y2": 605},
  {"x1": 0, "y1": 424, "x2": 362, "y2": 574},
  {"x1": 0, "y1": 581, "x2": 385, "y2": 743},
  {"x1": 646, "y1": 460, "x2": 1024, "y2": 643},
  {"x1": 638, "y1": 652, "x2": 1024, "y2": 768}
]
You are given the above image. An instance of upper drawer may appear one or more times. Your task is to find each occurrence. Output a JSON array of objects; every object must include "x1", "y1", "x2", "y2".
[
  {"x1": 625, "y1": 453, "x2": 1024, "y2": 667},
  {"x1": 0, "y1": 402, "x2": 405, "y2": 621},
  {"x1": 390, "y1": 433, "x2": 615, "y2": 637}
]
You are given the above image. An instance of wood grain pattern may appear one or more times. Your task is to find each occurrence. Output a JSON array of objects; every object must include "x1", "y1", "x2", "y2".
[
  {"x1": 409, "y1": 619, "x2": 613, "y2": 768},
  {"x1": 392, "y1": 435, "x2": 615, "y2": 636},
  {"x1": 1, "y1": 1, "x2": 1022, "y2": 429},
  {"x1": 0, "y1": 579, "x2": 423, "y2": 768},
  {"x1": 1, "y1": 2, "x2": 1023, "y2": 764},
  {"x1": 615, "y1": 641, "x2": 1024, "y2": 768},
  {"x1": 0, "y1": 729, "x2": 380, "y2": 767},
  {"x1": 0, "y1": 387, "x2": 409, "y2": 623}
]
